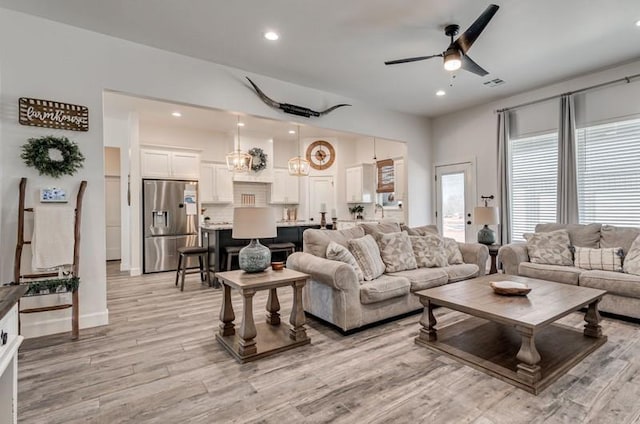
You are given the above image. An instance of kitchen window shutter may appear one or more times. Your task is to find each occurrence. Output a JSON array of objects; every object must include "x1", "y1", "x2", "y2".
[{"x1": 376, "y1": 159, "x2": 394, "y2": 193}]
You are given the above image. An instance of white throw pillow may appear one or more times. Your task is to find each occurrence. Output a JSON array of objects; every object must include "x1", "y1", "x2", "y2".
[
  {"x1": 623, "y1": 235, "x2": 640, "y2": 276},
  {"x1": 326, "y1": 241, "x2": 364, "y2": 281},
  {"x1": 348, "y1": 235, "x2": 386, "y2": 281},
  {"x1": 524, "y1": 229, "x2": 573, "y2": 266},
  {"x1": 376, "y1": 231, "x2": 417, "y2": 273},
  {"x1": 409, "y1": 234, "x2": 448, "y2": 268},
  {"x1": 443, "y1": 237, "x2": 464, "y2": 265},
  {"x1": 574, "y1": 247, "x2": 623, "y2": 272}
]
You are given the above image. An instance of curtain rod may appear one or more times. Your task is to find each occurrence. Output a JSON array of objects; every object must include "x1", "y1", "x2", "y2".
[{"x1": 495, "y1": 72, "x2": 640, "y2": 113}]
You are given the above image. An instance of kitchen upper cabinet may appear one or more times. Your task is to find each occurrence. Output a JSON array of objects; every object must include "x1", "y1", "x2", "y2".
[
  {"x1": 346, "y1": 164, "x2": 375, "y2": 203},
  {"x1": 200, "y1": 162, "x2": 233, "y2": 203},
  {"x1": 270, "y1": 168, "x2": 299, "y2": 204},
  {"x1": 394, "y1": 159, "x2": 405, "y2": 201},
  {"x1": 141, "y1": 148, "x2": 200, "y2": 179}
]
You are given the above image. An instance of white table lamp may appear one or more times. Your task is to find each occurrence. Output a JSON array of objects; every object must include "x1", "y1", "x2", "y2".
[
  {"x1": 474, "y1": 206, "x2": 499, "y2": 245},
  {"x1": 233, "y1": 207, "x2": 277, "y2": 272}
]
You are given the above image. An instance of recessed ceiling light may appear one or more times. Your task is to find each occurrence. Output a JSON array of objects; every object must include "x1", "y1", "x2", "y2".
[
  {"x1": 289, "y1": 130, "x2": 296, "y2": 134},
  {"x1": 264, "y1": 31, "x2": 279, "y2": 41},
  {"x1": 436, "y1": 90, "x2": 446, "y2": 96},
  {"x1": 237, "y1": 122, "x2": 245, "y2": 127},
  {"x1": 171, "y1": 111, "x2": 182, "y2": 117},
  {"x1": 636, "y1": 19, "x2": 640, "y2": 27}
]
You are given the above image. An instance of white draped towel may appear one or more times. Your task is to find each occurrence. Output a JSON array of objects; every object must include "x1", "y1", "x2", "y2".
[{"x1": 31, "y1": 206, "x2": 75, "y2": 270}]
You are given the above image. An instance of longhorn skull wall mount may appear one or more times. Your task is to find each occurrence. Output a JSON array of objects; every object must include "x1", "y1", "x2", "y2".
[{"x1": 246, "y1": 77, "x2": 351, "y2": 118}]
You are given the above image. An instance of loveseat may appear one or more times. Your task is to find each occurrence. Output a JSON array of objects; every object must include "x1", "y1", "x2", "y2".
[
  {"x1": 499, "y1": 223, "x2": 640, "y2": 319},
  {"x1": 286, "y1": 222, "x2": 489, "y2": 332}
]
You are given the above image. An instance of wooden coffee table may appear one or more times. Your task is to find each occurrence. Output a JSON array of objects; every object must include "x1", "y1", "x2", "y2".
[
  {"x1": 214, "y1": 268, "x2": 310, "y2": 363},
  {"x1": 414, "y1": 274, "x2": 607, "y2": 394}
]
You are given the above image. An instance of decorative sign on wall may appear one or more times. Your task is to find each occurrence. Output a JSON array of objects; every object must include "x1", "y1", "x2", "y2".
[{"x1": 19, "y1": 97, "x2": 89, "y2": 131}]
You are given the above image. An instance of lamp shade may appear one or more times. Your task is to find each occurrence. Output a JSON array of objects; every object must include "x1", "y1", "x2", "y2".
[
  {"x1": 232, "y1": 207, "x2": 277, "y2": 239},
  {"x1": 474, "y1": 207, "x2": 499, "y2": 225}
]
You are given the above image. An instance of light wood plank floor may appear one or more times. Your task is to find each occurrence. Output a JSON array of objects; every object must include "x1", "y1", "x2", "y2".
[{"x1": 17, "y1": 263, "x2": 640, "y2": 423}]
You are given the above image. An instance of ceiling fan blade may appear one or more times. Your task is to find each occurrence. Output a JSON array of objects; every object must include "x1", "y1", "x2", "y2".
[
  {"x1": 384, "y1": 54, "x2": 442, "y2": 65},
  {"x1": 461, "y1": 54, "x2": 489, "y2": 76},
  {"x1": 454, "y1": 4, "x2": 499, "y2": 54}
]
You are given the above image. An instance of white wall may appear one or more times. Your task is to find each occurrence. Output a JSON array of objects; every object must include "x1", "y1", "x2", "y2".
[
  {"x1": 432, "y1": 60, "x2": 640, "y2": 226},
  {"x1": 0, "y1": 8, "x2": 432, "y2": 336},
  {"x1": 139, "y1": 123, "x2": 232, "y2": 162}
]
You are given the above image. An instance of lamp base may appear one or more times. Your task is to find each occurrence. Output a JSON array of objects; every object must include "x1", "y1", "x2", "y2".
[
  {"x1": 477, "y1": 225, "x2": 496, "y2": 245},
  {"x1": 239, "y1": 239, "x2": 271, "y2": 273}
]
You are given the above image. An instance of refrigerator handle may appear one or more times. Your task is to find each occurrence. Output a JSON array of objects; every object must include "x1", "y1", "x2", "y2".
[{"x1": 153, "y1": 210, "x2": 169, "y2": 227}]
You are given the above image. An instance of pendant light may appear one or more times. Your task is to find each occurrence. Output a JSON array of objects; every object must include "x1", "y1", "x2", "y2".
[
  {"x1": 226, "y1": 116, "x2": 252, "y2": 172},
  {"x1": 373, "y1": 136, "x2": 377, "y2": 161},
  {"x1": 288, "y1": 125, "x2": 310, "y2": 176}
]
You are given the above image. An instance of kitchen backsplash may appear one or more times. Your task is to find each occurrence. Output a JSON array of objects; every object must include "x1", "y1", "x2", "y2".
[{"x1": 201, "y1": 182, "x2": 287, "y2": 223}]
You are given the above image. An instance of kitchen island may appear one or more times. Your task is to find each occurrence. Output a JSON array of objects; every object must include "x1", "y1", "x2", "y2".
[{"x1": 201, "y1": 222, "x2": 321, "y2": 272}]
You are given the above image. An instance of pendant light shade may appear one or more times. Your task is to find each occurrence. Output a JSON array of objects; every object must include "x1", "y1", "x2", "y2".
[
  {"x1": 226, "y1": 116, "x2": 252, "y2": 173},
  {"x1": 288, "y1": 125, "x2": 310, "y2": 176}
]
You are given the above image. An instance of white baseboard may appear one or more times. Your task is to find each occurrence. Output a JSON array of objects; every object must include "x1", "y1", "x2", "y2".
[
  {"x1": 22, "y1": 309, "x2": 109, "y2": 339},
  {"x1": 130, "y1": 267, "x2": 142, "y2": 276}
]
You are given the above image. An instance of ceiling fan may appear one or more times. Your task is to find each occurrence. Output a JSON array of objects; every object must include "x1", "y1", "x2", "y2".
[{"x1": 384, "y1": 4, "x2": 500, "y2": 76}]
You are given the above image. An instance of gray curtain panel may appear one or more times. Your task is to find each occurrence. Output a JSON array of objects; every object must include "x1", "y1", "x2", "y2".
[
  {"x1": 497, "y1": 110, "x2": 511, "y2": 245},
  {"x1": 557, "y1": 94, "x2": 579, "y2": 224}
]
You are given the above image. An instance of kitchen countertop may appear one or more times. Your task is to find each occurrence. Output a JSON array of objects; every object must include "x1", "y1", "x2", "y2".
[
  {"x1": 201, "y1": 221, "x2": 320, "y2": 230},
  {"x1": 0, "y1": 285, "x2": 28, "y2": 319}
]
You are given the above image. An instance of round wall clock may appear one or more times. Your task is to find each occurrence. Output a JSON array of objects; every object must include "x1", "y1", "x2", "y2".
[{"x1": 306, "y1": 140, "x2": 336, "y2": 170}]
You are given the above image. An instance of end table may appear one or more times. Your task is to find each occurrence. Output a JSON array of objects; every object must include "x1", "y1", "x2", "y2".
[{"x1": 488, "y1": 244, "x2": 501, "y2": 274}]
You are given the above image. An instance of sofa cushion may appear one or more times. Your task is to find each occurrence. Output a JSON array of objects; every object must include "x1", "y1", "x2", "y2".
[
  {"x1": 444, "y1": 264, "x2": 480, "y2": 283},
  {"x1": 579, "y1": 270, "x2": 640, "y2": 299},
  {"x1": 359, "y1": 274, "x2": 411, "y2": 304},
  {"x1": 401, "y1": 224, "x2": 439, "y2": 236},
  {"x1": 574, "y1": 247, "x2": 623, "y2": 272},
  {"x1": 348, "y1": 234, "x2": 386, "y2": 281},
  {"x1": 519, "y1": 262, "x2": 584, "y2": 285},
  {"x1": 535, "y1": 223, "x2": 601, "y2": 248},
  {"x1": 326, "y1": 241, "x2": 364, "y2": 281},
  {"x1": 524, "y1": 230, "x2": 573, "y2": 266},
  {"x1": 304, "y1": 227, "x2": 365, "y2": 258},
  {"x1": 623, "y1": 235, "x2": 640, "y2": 276},
  {"x1": 360, "y1": 221, "x2": 401, "y2": 236},
  {"x1": 443, "y1": 237, "x2": 464, "y2": 265},
  {"x1": 376, "y1": 231, "x2": 417, "y2": 273},
  {"x1": 409, "y1": 234, "x2": 448, "y2": 268},
  {"x1": 601, "y1": 225, "x2": 640, "y2": 256},
  {"x1": 388, "y1": 267, "x2": 448, "y2": 291}
]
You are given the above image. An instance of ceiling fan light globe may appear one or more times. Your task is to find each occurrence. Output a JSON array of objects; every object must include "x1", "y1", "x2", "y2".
[{"x1": 443, "y1": 48, "x2": 462, "y2": 71}]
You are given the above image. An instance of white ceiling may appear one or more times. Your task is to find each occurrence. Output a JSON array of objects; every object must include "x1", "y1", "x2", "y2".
[{"x1": 2, "y1": 0, "x2": 640, "y2": 117}]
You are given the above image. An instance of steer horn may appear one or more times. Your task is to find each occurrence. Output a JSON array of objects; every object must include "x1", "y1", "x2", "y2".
[{"x1": 246, "y1": 77, "x2": 351, "y2": 118}]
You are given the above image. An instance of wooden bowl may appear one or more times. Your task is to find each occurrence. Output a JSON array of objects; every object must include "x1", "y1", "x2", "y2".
[
  {"x1": 490, "y1": 280, "x2": 531, "y2": 296},
  {"x1": 271, "y1": 262, "x2": 285, "y2": 271}
]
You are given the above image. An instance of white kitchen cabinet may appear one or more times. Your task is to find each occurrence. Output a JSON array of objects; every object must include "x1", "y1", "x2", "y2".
[
  {"x1": 270, "y1": 168, "x2": 300, "y2": 204},
  {"x1": 141, "y1": 148, "x2": 200, "y2": 179},
  {"x1": 394, "y1": 159, "x2": 405, "y2": 201},
  {"x1": 200, "y1": 162, "x2": 234, "y2": 203},
  {"x1": 346, "y1": 164, "x2": 375, "y2": 203}
]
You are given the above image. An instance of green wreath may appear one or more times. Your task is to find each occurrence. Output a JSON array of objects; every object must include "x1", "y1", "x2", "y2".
[
  {"x1": 21, "y1": 135, "x2": 85, "y2": 178},
  {"x1": 248, "y1": 147, "x2": 267, "y2": 172}
]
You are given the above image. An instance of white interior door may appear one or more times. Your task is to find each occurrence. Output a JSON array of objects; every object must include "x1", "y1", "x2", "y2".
[
  {"x1": 308, "y1": 176, "x2": 334, "y2": 223},
  {"x1": 435, "y1": 162, "x2": 476, "y2": 242},
  {"x1": 105, "y1": 176, "x2": 122, "y2": 260}
]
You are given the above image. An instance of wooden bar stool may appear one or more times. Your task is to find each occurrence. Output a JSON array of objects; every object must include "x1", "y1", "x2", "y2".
[
  {"x1": 175, "y1": 246, "x2": 211, "y2": 291},
  {"x1": 267, "y1": 242, "x2": 296, "y2": 262},
  {"x1": 223, "y1": 246, "x2": 243, "y2": 271}
]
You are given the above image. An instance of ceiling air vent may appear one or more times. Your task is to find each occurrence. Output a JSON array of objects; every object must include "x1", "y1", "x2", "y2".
[{"x1": 483, "y1": 78, "x2": 505, "y2": 87}]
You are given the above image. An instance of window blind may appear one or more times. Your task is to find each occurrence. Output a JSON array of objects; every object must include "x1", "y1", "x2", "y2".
[
  {"x1": 510, "y1": 133, "x2": 558, "y2": 241},
  {"x1": 577, "y1": 117, "x2": 640, "y2": 227}
]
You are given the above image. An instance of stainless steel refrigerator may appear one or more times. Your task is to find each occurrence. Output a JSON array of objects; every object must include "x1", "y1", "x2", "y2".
[{"x1": 143, "y1": 179, "x2": 199, "y2": 273}]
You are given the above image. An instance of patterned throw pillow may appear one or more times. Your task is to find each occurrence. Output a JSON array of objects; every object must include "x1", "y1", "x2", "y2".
[
  {"x1": 326, "y1": 241, "x2": 364, "y2": 281},
  {"x1": 524, "y1": 229, "x2": 573, "y2": 266},
  {"x1": 409, "y1": 234, "x2": 448, "y2": 268},
  {"x1": 623, "y1": 235, "x2": 640, "y2": 276},
  {"x1": 574, "y1": 247, "x2": 623, "y2": 272},
  {"x1": 443, "y1": 237, "x2": 464, "y2": 265},
  {"x1": 376, "y1": 231, "x2": 417, "y2": 273},
  {"x1": 348, "y1": 235, "x2": 386, "y2": 281}
]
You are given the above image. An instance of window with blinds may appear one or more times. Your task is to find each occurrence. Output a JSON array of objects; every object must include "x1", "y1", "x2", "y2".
[
  {"x1": 509, "y1": 132, "x2": 558, "y2": 241},
  {"x1": 577, "y1": 117, "x2": 640, "y2": 227},
  {"x1": 376, "y1": 159, "x2": 394, "y2": 193}
]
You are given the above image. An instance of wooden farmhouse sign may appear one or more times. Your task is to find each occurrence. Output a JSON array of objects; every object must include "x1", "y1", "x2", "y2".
[{"x1": 19, "y1": 97, "x2": 89, "y2": 131}]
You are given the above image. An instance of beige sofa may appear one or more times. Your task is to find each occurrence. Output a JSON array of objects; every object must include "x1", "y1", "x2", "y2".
[
  {"x1": 499, "y1": 223, "x2": 640, "y2": 319},
  {"x1": 286, "y1": 222, "x2": 489, "y2": 332}
]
